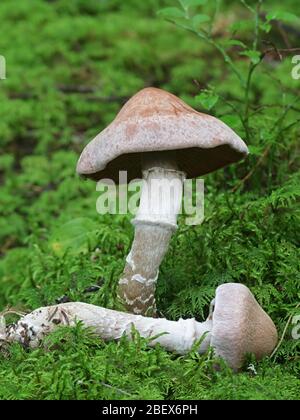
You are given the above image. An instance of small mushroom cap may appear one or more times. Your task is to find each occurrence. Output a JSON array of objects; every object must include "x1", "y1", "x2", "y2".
[
  {"x1": 77, "y1": 87, "x2": 248, "y2": 183},
  {"x1": 211, "y1": 283, "x2": 278, "y2": 371}
]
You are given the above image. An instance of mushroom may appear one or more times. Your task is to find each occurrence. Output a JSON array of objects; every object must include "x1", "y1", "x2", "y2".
[
  {"x1": 76, "y1": 88, "x2": 249, "y2": 316},
  {"x1": 2, "y1": 283, "x2": 277, "y2": 371},
  {"x1": 210, "y1": 283, "x2": 278, "y2": 370}
]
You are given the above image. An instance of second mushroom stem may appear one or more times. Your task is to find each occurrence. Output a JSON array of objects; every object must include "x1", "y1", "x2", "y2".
[
  {"x1": 117, "y1": 153, "x2": 186, "y2": 316},
  {"x1": 2, "y1": 302, "x2": 212, "y2": 355}
]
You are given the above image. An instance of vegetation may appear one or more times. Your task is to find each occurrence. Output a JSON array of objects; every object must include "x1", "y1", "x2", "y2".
[{"x1": 0, "y1": 0, "x2": 299, "y2": 400}]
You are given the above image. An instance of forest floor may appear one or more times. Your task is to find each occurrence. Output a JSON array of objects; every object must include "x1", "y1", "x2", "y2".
[{"x1": 0, "y1": 0, "x2": 299, "y2": 400}]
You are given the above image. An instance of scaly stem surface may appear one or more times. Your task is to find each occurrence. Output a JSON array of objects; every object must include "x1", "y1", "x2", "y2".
[{"x1": 117, "y1": 153, "x2": 185, "y2": 316}]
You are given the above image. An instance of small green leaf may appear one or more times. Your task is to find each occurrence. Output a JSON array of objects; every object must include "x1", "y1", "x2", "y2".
[
  {"x1": 171, "y1": 18, "x2": 195, "y2": 30},
  {"x1": 157, "y1": 7, "x2": 186, "y2": 19},
  {"x1": 266, "y1": 12, "x2": 277, "y2": 21},
  {"x1": 179, "y1": 0, "x2": 207, "y2": 8},
  {"x1": 230, "y1": 20, "x2": 252, "y2": 33},
  {"x1": 259, "y1": 21, "x2": 272, "y2": 33},
  {"x1": 240, "y1": 50, "x2": 261, "y2": 65},
  {"x1": 195, "y1": 91, "x2": 219, "y2": 110},
  {"x1": 220, "y1": 115, "x2": 242, "y2": 130},
  {"x1": 225, "y1": 39, "x2": 247, "y2": 49},
  {"x1": 192, "y1": 14, "x2": 210, "y2": 29},
  {"x1": 248, "y1": 145, "x2": 264, "y2": 156},
  {"x1": 49, "y1": 217, "x2": 98, "y2": 257},
  {"x1": 266, "y1": 11, "x2": 299, "y2": 23},
  {"x1": 280, "y1": 11, "x2": 300, "y2": 23}
]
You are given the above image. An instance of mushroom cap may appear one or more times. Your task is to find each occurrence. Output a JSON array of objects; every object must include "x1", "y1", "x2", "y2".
[
  {"x1": 77, "y1": 87, "x2": 248, "y2": 183},
  {"x1": 211, "y1": 283, "x2": 278, "y2": 371}
]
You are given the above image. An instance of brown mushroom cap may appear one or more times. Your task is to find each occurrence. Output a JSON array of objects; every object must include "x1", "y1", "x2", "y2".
[
  {"x1": 211, "y1": 283, "x2": 278, "y2": 371},
  {"x1": 77, "y1": 87, "x2": 248, "y2": 183}
]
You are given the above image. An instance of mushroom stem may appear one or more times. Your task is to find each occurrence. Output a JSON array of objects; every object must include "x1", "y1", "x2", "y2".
[
  {"x1": 2, "y1": 302, "x2": 212, "y2": 355},
  {"x1": 1, "y1": 284, "x2": 278, "y2": 371},
  {"x1": 117, "y1": 154, "x2": 185, "y2": 316}
]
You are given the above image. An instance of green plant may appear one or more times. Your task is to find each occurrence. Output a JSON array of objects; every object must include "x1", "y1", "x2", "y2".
[{"x1": 158, "y1": 0, "x2": 300, "y2": 141}]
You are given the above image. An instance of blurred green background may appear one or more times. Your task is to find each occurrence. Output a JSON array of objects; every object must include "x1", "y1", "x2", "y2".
[{"x1": 0, "y1": 0, "x2": 299, "y2": 400}]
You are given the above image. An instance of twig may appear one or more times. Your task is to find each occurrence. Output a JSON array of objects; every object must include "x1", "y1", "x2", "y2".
[
  {"x1": 270, "y1": 303, "x2": 300, "y2": 359},
  {"x1": 231, "y1": 145, "x2": 271, "y2": 193},
  {"x1": 0, "y1": 310, "x2": 26, "y2": 317},
  {"x1": 243, "y1": 0, "x2": 262, "y2": 140},
  {"x1": 259, "y1": 12, "x2": 300, "y2": 37},
  {"x1": 249, "y1": 104, "x2": 300, "y2": 116},
  {"x1": 261, "y1": 40, "x2": 283, "y2": 61},
  {"x1": 100, "y1": 382, "x2": 133, "y2": 397},
  {"x1": 262, "y1": 47, "x2": 300, "y2": 59},
  {"x1": 233, "y1": 93, "x2": 300, "y2": 193},
  {"x1": 276, "y1": 22, "x2": 292, "y2": 49},
  {"x1": 280, "y1": 118, "x2": 300, "y2": 133}
]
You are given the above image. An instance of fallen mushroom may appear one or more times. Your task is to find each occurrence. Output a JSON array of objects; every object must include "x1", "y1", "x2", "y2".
[
  {"x1": 1, "y1": 284, "x2": 277, "y2": 371},
  {"x1": 77, "y1": 88, "x2": 249, "y2": 316},
  {"x1": 210, "y1": 283, "x2": 278, "y2": 370}
]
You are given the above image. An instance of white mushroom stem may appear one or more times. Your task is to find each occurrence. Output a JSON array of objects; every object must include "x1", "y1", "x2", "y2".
[
  {"x1": 117, "y1": 154, "x2": 186, "y2": 316},
  {"x1": 1, "y1": 302, "x2": 212, "y2": 354}
]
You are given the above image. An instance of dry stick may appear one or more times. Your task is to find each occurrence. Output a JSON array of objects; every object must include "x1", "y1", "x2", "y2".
[
  {"x1": 261, "y1": 40, "x2": 283, "y2": 61},
  {"x1": 270, "y1": 303, "x2": 300, "y2": 359},
  {"x1": 0, "y1": 310, "x2": 26, "y2": 317},
  {"x1": 232, "y1": 94, "x2": 300, "y2": 193},
  {"x1": 276, "y1": 23, "x2": 292, "y2": 49},
  {"x1": 262, "y1": 47, "x2": 300, "y2": 62},
  {"x1": 0, "y1": 310, "x2": 27, "y2": 338},
  {"x1": 231, "y1": 145, "x2": 271, "y2": 193},
  {"x1": 100, "y1": 382, "x2": 133, "y2": 397}
]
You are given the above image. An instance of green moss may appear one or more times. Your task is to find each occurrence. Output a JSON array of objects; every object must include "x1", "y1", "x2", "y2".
[{"x1": 0, "y1": 0, "x2": 299, "y2": 400}]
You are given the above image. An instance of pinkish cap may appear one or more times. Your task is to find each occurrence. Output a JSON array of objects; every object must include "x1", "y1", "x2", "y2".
[
  {"x1": 77, "y1": 87, "x2": 248, "y2": 183},
  {"x1": 211, "y1": 283, "x2": 278, "y2": 371}
]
